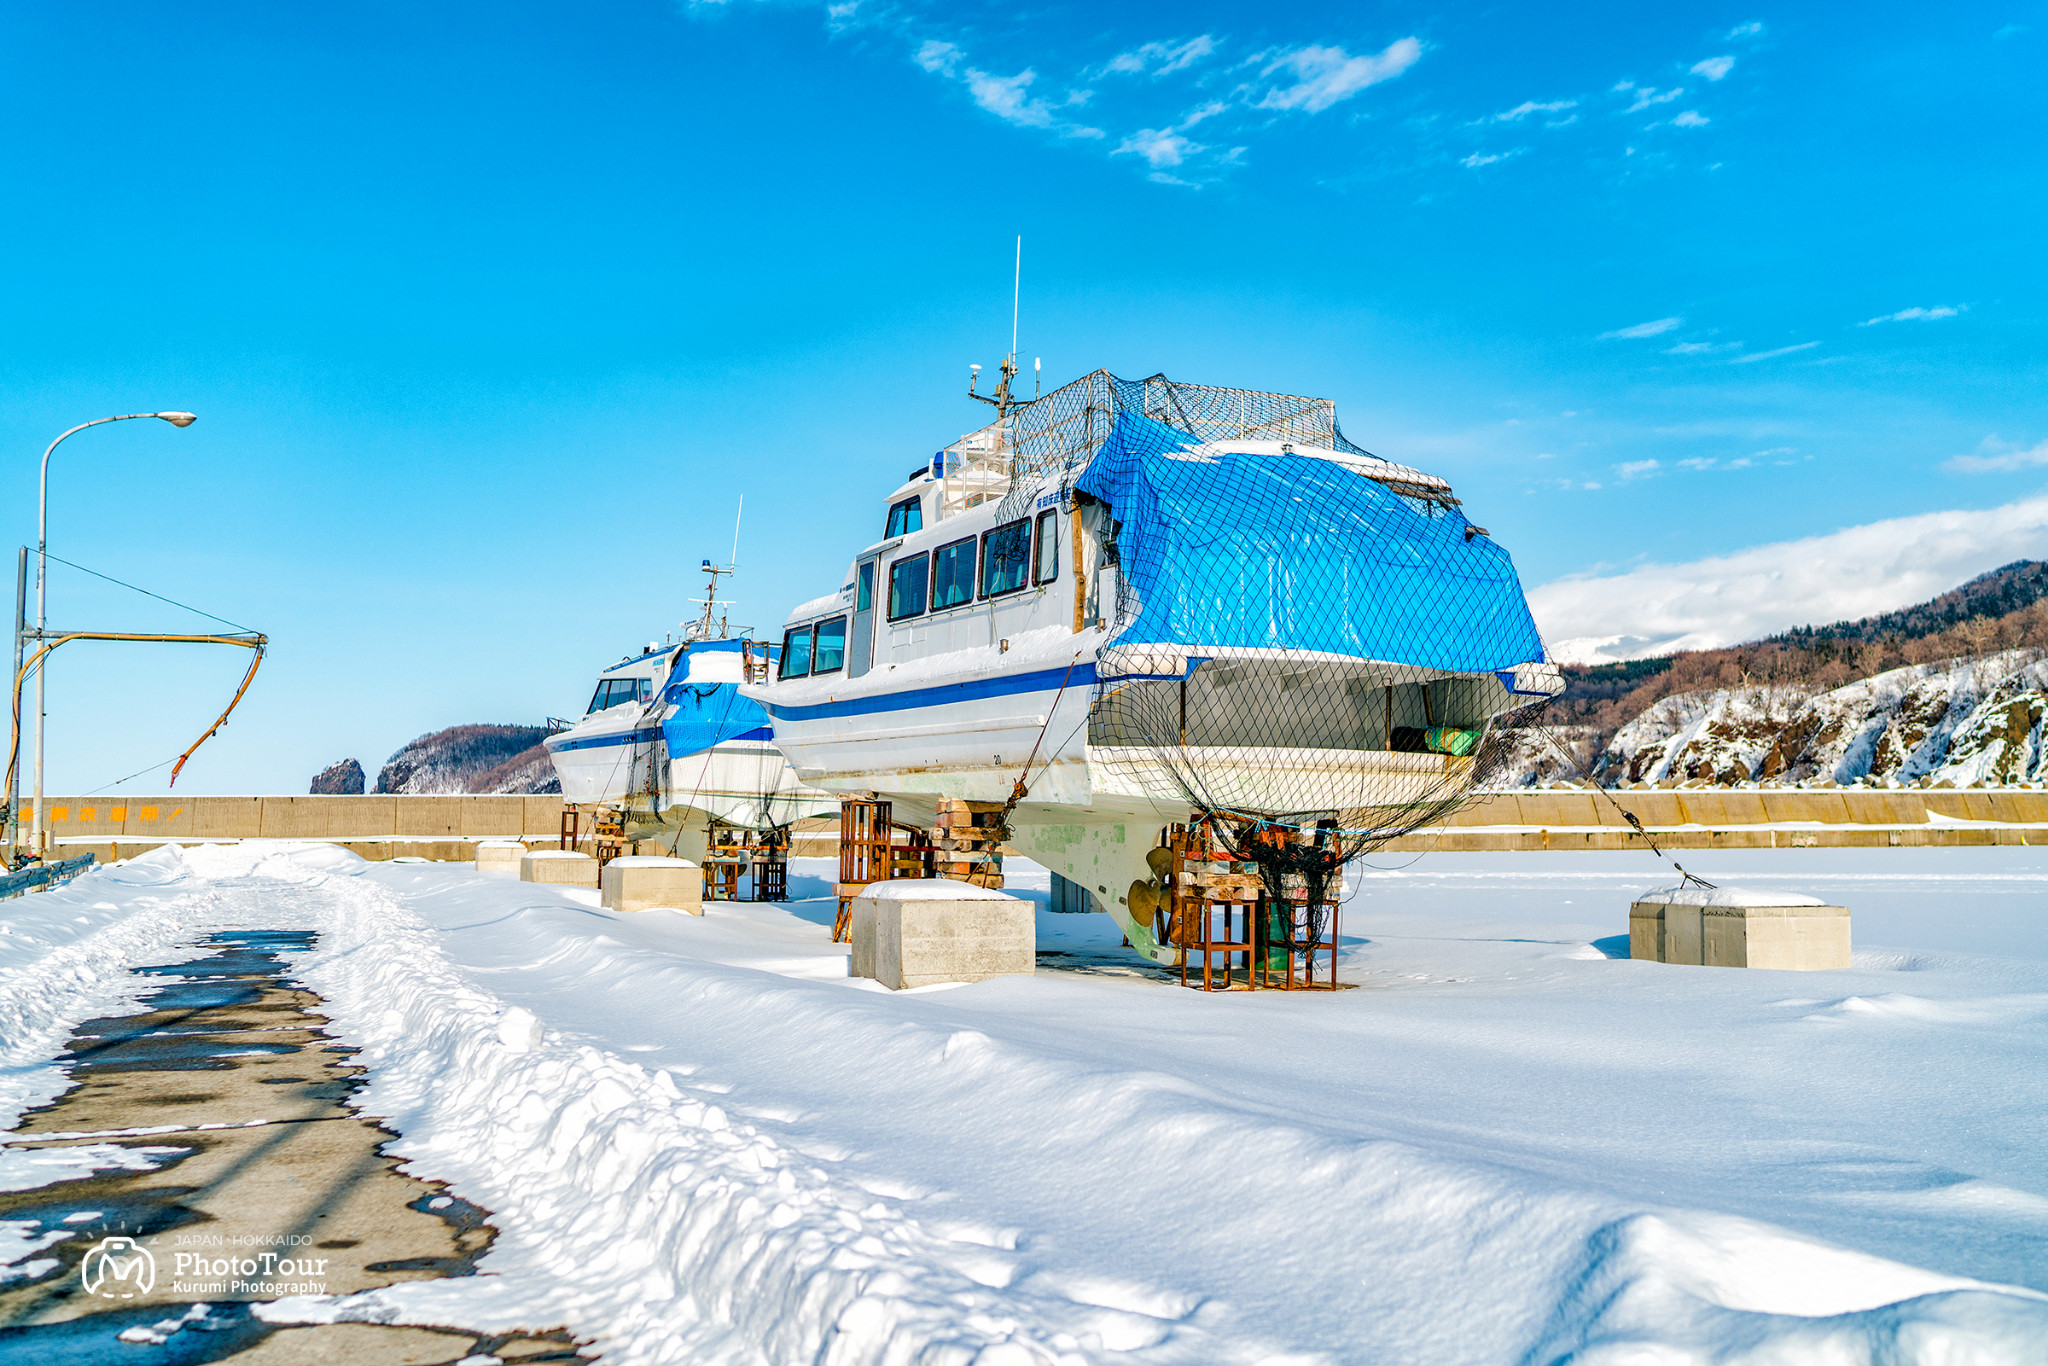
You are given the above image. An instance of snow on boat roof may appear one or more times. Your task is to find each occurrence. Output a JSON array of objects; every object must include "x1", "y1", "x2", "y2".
[
  {"x1": 522, "y1": 849, "x2": 594, "y2": 861},
  {"x1": 864, "y1": 878, "x2": 1019, "y2": 902},
  {"x1": 607, "y1": 855, "x2": 698, "y2": 869},
  {"x1": 1183, "y1": 438, "x2": 1454, "y2": 494},
  {"x1": 1635, "y1": 885, "x2": 1830, "y2": 908}
]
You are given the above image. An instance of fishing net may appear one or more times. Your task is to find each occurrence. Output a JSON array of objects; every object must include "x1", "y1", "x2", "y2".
[{"x1": 973, "y1": 370, "x2": 1558, "y2": 889}]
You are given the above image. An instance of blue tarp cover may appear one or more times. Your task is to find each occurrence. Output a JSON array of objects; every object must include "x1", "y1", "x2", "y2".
[
  {"x1": 1074, "y1": 414, "x2": 1546, "y2": 676},
  {"x1": 661, "y1": 646, "x2": 775, "y2": 757}
]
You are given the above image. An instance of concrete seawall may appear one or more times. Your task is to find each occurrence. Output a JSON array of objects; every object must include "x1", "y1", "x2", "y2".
[
  {"x1": 1382, "y1": 789, "x2": 2048, "y2": 851},
  {"x1": 19, "y1": 790, "x2": 2048, "y2": 863},
  {"x1": 21, "y1": 795, "x2": 844, "y2": 862}
]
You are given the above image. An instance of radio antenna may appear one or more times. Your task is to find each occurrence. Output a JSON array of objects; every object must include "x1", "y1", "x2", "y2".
[
  {"x1": 731, "y1": 495, "x2": 743, "y2": 570},
  {"x1": 1011, "y1": 236, "x2": 1021, "y2": 363}
]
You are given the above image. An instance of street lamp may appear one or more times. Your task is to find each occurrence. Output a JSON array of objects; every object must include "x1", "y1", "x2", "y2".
[{"x1": 16, "y1": 412, "x2": 197, "y2": 858}]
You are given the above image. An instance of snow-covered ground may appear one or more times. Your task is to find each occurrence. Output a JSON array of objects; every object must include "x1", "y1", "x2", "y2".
[{"x1": 4, "y1": 842, "x2": 2046, "y2": 1363}]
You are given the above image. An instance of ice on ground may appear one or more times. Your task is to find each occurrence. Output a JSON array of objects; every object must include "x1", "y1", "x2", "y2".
[
  {"x1": 2, "y1": 839, "x2": 2045, "y2": 1364},
  {"x1": 605, "y1": 856, "x2": 698, "y2": 869}
]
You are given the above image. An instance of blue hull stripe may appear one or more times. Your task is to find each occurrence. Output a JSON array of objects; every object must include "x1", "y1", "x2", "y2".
[
  {"x1": 548, "y1": 724, "x2": 776, "y2": 755},
  {"x1": 549, "y1": 727, "x2": 661, "y2": 754},
  {"x1": 763, "y1": 663, "x2": 1100, "y2": 723}
]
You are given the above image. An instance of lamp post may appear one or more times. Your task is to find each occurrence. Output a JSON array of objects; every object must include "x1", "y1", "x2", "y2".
[{"x1": 20, "y1": 412, "x2": 197, "y2": 859}]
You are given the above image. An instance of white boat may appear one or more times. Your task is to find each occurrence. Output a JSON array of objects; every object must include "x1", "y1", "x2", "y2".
[
  {"x1": 544, "y1": 563, "x2": 835, "y2": 865},
  {"x1": 743, "y1": 366, "x2": 1564, "y2": 961}
]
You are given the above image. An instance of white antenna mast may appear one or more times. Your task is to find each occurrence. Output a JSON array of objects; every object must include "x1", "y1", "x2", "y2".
[
  {"x1": 731, "y1": 495, "x2": 743, "y2": 570},
  {"x1": 1011, "y1": 235, "x2": 1021, "y2": 362}
]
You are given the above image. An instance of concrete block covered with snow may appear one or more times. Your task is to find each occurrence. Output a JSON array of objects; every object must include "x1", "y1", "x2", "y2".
[
  {"x1": 852, "y1": 880, "x2": 1034, "y2": 989},
  {"x1": 602, "y1": 855, "x2": 703, "y2": 914},
  {"x1": 1631, "y1": 885, "x2": 1850, "y2": 970},
  {"x1": 520, "y1": 849, "x2": 598, "y2": 887},
  {"x1": 476, "y1": 839, "x2": 527, "y2": 875}
]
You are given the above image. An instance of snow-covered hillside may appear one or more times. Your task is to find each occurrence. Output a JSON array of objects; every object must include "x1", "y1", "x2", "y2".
[
  {"x1": 1499, "y1": 650, "x2": 2048, "y2": 789},
  {"x1": 374, "y1": 724, "x2": 560, "y2": 794}
]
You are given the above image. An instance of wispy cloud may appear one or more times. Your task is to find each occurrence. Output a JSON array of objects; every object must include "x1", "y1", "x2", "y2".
[
  {"x1": 1726, "y1": 21, "x2": 1765, "y2": 40},
  {"x1": 1615, "y1": 81, "x2": 1683, "y2": 112},
  {"x1": 1492, "y1": 99, "x2": 1576, "y2": 122},
  {"x1": 1690, "y1": 56, "x2": 1735, "y2": 81},
  {"x1": 1860, "y1": 305, "x2": 1964, "y2": 325},
  {"x1": 1669, "y1": 110, "x2": 1709, "y2": 128},
  {"x1": 1731, "y1": 340, "x2": 1820, "y2": 364},
  {"x1": 1615, "y1": 459, "x2": 1660, "y2": 480},
  {"x1": 1600, "y1": 316, "x2": 1682, "y2": 340},
  {"x1": 1665, "y1": 340, "x2": 1738, "y2": 355},
  {"x1": 1532, "y1": 492, "x2": 2048, "y2": 662},
  {"x1": 1461, "y1": 149, "x2": 1524, "y2": 168},
  {"x1": 1116, "y1": 127, "x2": 1203, "y2": 169},
  {"x1": 1257, "y1": 38, "x2": 1423, "y2": 114},
  {"x1": 1101, "y1": 36, "x2": 1215, "y2": 79},
  {"x1": 1946, "y1": 435, "x2": 2048, "y2": 473},
  {"x1": 917, "y1": 40, "x2": 1101, "y2": 137}
]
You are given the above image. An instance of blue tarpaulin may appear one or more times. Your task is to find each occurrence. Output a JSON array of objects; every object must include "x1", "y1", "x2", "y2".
[
  {"x1": 661, "y1": 644, "x2": 775, "y2": 757},
  {"x1": 1074, "y1": 414, "x2": 1546, "y2": 676}
]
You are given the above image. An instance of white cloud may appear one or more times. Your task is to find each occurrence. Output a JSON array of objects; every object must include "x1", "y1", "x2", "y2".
[
  {"x1": 1116, "y1": 127, "x2": 1204, "y2": 168},
  {"x1": 1860, "y1": 305, "x2": 1964, "y2": 325},
  {"x1": 1616, "y1": 82, "x2": 1683, "y2": 112},
  {"x1": 1614, "y1": 459, "x2": 1660, "y2": 480},
  {"x1": 1493, "y1": 99, "x2": 1576, "y2": 122},
  {"x1": 1102, "y1": 36, "x2": 1216, "y2": 78},
  {"x1": 915, "y1": 43, "x2": 1102, "y2": 138},
  {"x1": 1947, "y1": 435, "x2": 2048, "y2": 473},
  {"x1": 1665, "y1": 340, "x2": 1737, "y2": 354},
  {"x1": 1731, "y1": 340, "x2": 1820, "y2": 363},
  {"x1": 1670, "y1": 110, "x2": 1710, "y2": 127},
  {"x1": 1533, "y1": 493, "x2": 2048, "y2": 662},
  {"x1": 1258, "y1": 37, "x2": 1423, "y2": 114},
  {"x1": 1726, "y1": 21, "x2": 1765, "y2": 39},
  {"x1": 1600, "y1": 316, "x2": 1682, "y2": 340},
  {"x1": 1461, "y1": 149, "x2": 1523, "y2": 168},
  {"x1": 1691, "y1": 56, "x2": 1735, "y2": 81}
]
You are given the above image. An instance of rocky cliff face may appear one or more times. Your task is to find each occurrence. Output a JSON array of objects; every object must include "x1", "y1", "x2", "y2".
[
  {"x1": 309, "y1": 758, "x2": 366, "y2": 795},
  {"x1": 1504, "y1": 649, "x2": 2048, "y2": 789},
  {"x1": 375, "y1": 725, "x2": 560, "y2": 795}
]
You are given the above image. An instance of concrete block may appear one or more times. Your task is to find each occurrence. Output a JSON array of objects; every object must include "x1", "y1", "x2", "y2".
[
  {"x1": 476, "y1": 840, "x2": 526, "y2": 876},
  {"x1": 1632, "y1": 887, "x2": 1849, "y2": 970},
  {"x1": 850, "y1": 897, "x2": 878, "y2": 979},
  {"x1": 520, "y1": 850, "x2": 598, "y2": 887},
  {"x1": 853, "y1": 879, "x2": 1034, "y2": 990},
  {"x1": 1628, "y1": 901, "x2": 1665, "y2": 963},
  {"x1": 601, "y1": 856, "x2": 703, "y2": 914}
]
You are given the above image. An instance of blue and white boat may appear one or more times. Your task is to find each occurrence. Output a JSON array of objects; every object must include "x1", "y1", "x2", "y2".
[
  {"x1": 545, "y1": 563, "x2": 834, "y2": 862},
  {"x1": 743, "y1": 367, "x2": 1563, "y2": 961}
]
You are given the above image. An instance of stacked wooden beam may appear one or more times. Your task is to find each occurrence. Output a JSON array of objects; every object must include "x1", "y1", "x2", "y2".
[{"x1": 933, "y1": 799, "x2": 1006, "y2": 890}]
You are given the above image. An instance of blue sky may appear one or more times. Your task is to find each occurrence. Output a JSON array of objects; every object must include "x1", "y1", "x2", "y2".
[{"x1": 2, "y1": 0, "x2": 2043, "y2": 792}]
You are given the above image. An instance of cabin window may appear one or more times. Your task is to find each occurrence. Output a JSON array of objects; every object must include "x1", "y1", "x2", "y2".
[
  {"x1": 1033, "y1": 509, "x2": 1059, "y2": 584},
  {"x1": 588, "y1": 678, "x2": 648, "y2": 712},
  {"x1": 779, "y1": 626, "x2": 814, "y2": 679},
  {"x1": 812, "y1": 616, "x2": 848, "y2": 673},
  {"x1": 885, "y1": 496, "x2": 923, "y2": 540},
  {"x1": 981, "y1": 519, "x2": 1032, "y2": 599},
  {"x1": 932, "y1": 536, "x2": 976, "y2": 610},
  {"x1": 888, "y1": 552, "x2": 929, "y2": 621}
]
